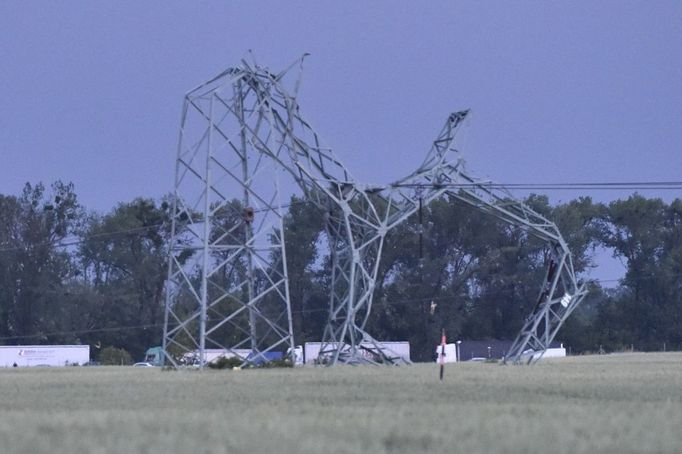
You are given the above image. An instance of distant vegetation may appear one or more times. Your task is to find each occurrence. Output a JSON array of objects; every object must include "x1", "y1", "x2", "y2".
[
  {"x1": 0, "y1": 181, "x2": 680, "y2": 361},
  {"x1": 99, "y1": 346, "x2": 133, "y2": 366}
]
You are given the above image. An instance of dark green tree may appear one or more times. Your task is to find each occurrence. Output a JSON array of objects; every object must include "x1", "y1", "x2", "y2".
[
  {"x1": 0, "y1": 182, "x2": 82, "y2": 342},
  {"x1": 281, "y1": 196, "x2": 326, "y2": 343},
  {"x1": 597, "y1": 195, "x2": 682, "y2": 350},
  {"x1": 78, "y1": 198, "x2": 173, "y2": 359}
]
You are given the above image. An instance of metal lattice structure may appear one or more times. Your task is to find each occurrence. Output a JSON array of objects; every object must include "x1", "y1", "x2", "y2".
[
  {"x1": 162, "y1": 63, "x2": 296, "y2": 367},
  {"x1": 389, "y1": 113, "x2": 590, "y2": 365},
  {"x1": 163, "y1": 56, "x2": 587, "y2": 367}
]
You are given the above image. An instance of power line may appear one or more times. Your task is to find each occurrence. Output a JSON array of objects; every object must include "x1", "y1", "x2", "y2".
[
  {"x1": 0, "y1": 322, "x2": 163, "y2": 342},
  {"x1": 0, "y1": 222, "x2": 167, "y2": 253},
  {"x1": 0, "y1": 308, "x2": 331, "y2": 342},
  {"x1": 392, "y1": 181, "x2": 682, "y2": 190},
  {"x1": 0, "y1": 267, "x2": 676, "y2": 342},
  {"x1": 1, "y1": 180, "x2": 680, "y2": 253}
]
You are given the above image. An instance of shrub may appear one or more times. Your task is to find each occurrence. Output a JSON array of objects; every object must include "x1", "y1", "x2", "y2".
[
  {"x1": 99, "y1": 346, "x2": 133, "y2": 366},
  {"x1": 207, "y1": 356, "x2": 243, "y2": 370},
  {"x1": 258, "y1": 358, "x2": 293, "y2": 368}
]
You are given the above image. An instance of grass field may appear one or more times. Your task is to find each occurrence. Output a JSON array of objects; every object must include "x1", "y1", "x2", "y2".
[{"x1": 0, "y1": 353, "x2": 681, "y2": 454}]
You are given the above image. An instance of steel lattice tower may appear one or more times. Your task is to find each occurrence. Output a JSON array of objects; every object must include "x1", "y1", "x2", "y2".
[
  {"x1": 162, "y1": 65, "x2": 296, "y2": 367},
  {"x1": 163, "y1": 56, "x2": 588, "y2": 367}
]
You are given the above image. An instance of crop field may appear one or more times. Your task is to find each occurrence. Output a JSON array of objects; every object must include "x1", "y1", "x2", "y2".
[{"x1": 0, "y1": 353, "x2": 681, "y2": 454}]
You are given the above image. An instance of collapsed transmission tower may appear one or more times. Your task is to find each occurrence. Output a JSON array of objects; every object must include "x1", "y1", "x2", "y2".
[{"x1": 163, "y1": 55, "x2": 588, "y2": 367}]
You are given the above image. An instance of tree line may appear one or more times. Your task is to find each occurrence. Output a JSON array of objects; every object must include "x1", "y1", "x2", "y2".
[{"x1": 0, "y1": 181, "x2": 680, "y2": 362}]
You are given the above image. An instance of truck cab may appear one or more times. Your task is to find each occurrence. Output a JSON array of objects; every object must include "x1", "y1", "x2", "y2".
[{"x1": 144, "y1": 346, "x2": 164, "y2": 367}]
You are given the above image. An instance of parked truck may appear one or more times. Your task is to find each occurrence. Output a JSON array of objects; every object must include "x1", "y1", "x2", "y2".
[
  {"x1": 0, "y1": 345, "x2": 90, "y2": 367},
  {"x1": 435, "y1": 343, "x2": 458, "y2": 363},
  {"x1": 142, "y1": 346, "x2": 165, "y2": 366},
  {"x1": 520, "y1": 345, "x2": 567, "y2": 363}
]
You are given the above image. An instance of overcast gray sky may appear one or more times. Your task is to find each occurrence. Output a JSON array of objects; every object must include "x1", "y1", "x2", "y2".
[{"x1": 1, "y1": 2, "x2": 681, "y2": 281}]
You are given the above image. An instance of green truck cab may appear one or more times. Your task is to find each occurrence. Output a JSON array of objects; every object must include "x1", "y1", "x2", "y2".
[{"x1": 143, "y1": 346, "x2": 164, "y2": 366}]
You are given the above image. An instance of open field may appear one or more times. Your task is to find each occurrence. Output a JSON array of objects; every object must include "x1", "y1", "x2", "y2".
[{"x1": 0, "y1": 353, "x2": 681, "y2": 454}]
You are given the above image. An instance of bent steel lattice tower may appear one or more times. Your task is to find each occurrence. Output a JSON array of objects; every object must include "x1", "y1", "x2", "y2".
[
  {"x1": 163, "y1": 56, "x2": 587, "y2": 367},
  {"x1": 162, "y1": 63, "x2": 296, "y2": 367}
]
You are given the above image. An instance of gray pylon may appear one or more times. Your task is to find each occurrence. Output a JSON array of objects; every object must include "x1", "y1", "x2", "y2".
[
  {"x1": 162, "y1": 64, "x2": 295, "y2": 368},
  {"x1": 163, "y1": 56, "x2": 587, "y2": 367}
]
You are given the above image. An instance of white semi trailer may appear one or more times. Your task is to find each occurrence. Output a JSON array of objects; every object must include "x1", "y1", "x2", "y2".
[
  {"x1": 435, "y1": 343, "x2": 459, "y2": 363},
  {"x1": 303, "y1": 342, "x2": 410, "y2": 365},
  {"x1": 521, "y1": 345, "x2": 567, "y2": 363},
  {"x1": 0, "y1": 345, "x2": 90, "y2": 367}
]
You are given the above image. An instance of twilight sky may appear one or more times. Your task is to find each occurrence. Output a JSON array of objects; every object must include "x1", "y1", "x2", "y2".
[{"x1": 1, "y1": 2, "x2": 681, "y2": 281}]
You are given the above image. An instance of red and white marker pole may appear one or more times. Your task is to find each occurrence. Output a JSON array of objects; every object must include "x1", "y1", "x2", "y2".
[{"x1": 439, "y1": 329, "x2": 446, "y2": 381}]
